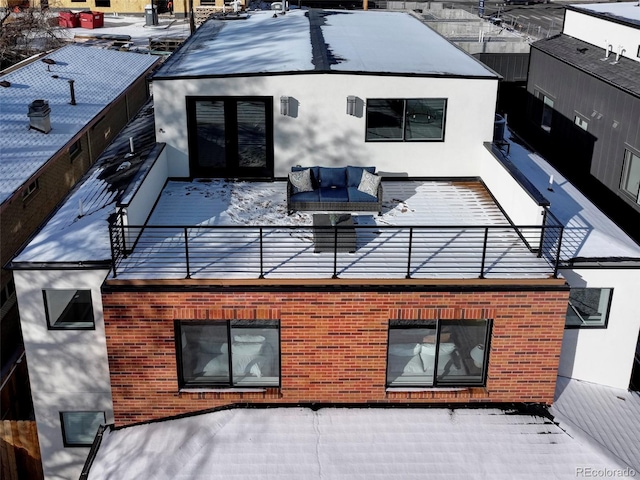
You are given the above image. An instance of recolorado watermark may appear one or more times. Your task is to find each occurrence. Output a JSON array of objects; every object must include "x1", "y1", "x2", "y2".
[{"x1": 576, "y1": 467, "x2": 637, "y2": 478}]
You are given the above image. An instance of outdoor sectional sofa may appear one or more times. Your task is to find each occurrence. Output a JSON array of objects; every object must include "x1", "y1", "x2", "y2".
[{"x1": 287, "y1": 166, "x2": 383, "y2": 214}]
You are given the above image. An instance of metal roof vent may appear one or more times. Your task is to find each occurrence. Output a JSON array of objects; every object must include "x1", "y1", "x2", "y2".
[{"x1": 28, "y1": 100, "x2": 52, "y2": 134}]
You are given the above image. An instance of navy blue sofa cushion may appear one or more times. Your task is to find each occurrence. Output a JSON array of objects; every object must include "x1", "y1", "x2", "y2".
[
  {"x1": 290, "y1": 189, "x2": 320, "y2": 202},
  {"x1": 347, "y1": 187, "x2": 378, "y2": 203},
  {"x1": 318, "y1": 167, "x2": 347, "y2": 188},
  {"x1": 319, "y1": 187, "x2": 349, "y2": 202},
  {"x1": 346, "y1": 166, "x2": 376, "y2": 188}
]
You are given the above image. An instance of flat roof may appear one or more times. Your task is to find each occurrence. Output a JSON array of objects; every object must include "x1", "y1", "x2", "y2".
[
  {"x1": 86, "y1": 406, "x2": 628, "y2": 480},
  {"x1": 0, "y1": 45, "x2": 159, "y2": 206},
  {"x1": 532, "y1": 34, "x2": 640, "y2": 98},
  {"x1": 154, "y1": 9, "x2": 498, "y2": 79},
  {"x1": 568, "y1": 2, "x2": 640, "y2": 28}
]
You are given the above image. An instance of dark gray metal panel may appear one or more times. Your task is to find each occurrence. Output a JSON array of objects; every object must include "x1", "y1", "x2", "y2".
[
  {"x1": 474, "y1": 53, "x2": 529, "y2": 83},
  {"x1": 526, "y1": 46, "x2": 640, "y2": 212}
]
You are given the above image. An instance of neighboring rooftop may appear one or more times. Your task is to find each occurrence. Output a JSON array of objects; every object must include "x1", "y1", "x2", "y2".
[
  {"x1": 568, "y1": 2, "x2": 640, "y2": 28},
  {"x1": 0, "y1": 45, "x2": 159, "y2": 205},
  {"x1": 531, "y1": 34, "x2": 640, "y2": 97},
  {"x1": 85, "y1": 406, "x2": 628, "y2": 480},
  {"x1": 154, "y1": 9, "x2": 498, "y2": 79},
  {"x1": 11, "y1": 100, "x2": 159, "y2": 265}
]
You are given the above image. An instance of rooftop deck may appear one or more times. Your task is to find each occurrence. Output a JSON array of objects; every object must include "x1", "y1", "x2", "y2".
[{"x1": 109, "y1": 179, "x2": 562, "y2": 281}]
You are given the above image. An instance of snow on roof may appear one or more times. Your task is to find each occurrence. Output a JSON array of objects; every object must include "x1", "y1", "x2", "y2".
[
  {"x1": 551, "y1": 376, "x2": 640, "y2": 472},
  {"x1": 86, "y1": 406, "x2": 628, "y2": 480},
  {"x1": 0, "y1": 45, "x2": 158, "y2": 205},
  {"x1": 502, "y1": 128, "x2": 640, "y2": 261},
  {"x1": 570, "y1": 2, "x2": 640, "y2": 27},
  {"x1": 154, "y1": 9, "x2": 497, "y2": 78},
  {"x1": 12, "y1": 100, "x2": 158, "y2": 265}
]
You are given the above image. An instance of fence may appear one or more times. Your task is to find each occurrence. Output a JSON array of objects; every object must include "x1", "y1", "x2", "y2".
[
  {"x1": 109, "y1": 216, "x2": 563, "y2": 280},
  {"x1": 0, "y1": 421, "x2": 43, "y2": 480}
]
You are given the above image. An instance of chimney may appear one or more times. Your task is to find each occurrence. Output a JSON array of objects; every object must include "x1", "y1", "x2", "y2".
[
  {"x1": 28, "y1": 100, "x2": 51, "y2": 134},
  {"x1": 68, "y1": 79, "x2": 76, "y2": 106}
]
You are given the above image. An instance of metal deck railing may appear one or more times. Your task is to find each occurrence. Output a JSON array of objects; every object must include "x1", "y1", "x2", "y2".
[{"x1": 109, "y1": 213, "x2": 563, "y2": 280}]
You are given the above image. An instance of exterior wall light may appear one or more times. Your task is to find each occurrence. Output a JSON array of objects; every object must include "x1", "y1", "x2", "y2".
[
  {"x1": 280, "y1": 96, "x2": 290, "y2": 116},
  {"x1": 346, "y1": 95, "x2": 357, "y2": 116}
]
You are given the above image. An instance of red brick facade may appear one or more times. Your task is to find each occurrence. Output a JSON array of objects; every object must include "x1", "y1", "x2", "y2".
[{"x1": 102, "y1": 286, "x2": 568, "y2": 425}]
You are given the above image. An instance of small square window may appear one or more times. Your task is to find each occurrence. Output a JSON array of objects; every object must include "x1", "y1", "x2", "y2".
[
  {"x1": 43, "y1": 289, "x2": 95, "y2": 330},
  {"x1": 60, "y1": 411, "x2": 105, "y2": 447},
  {"x1": 22, "y1": 179, "x2": 39, "y2": 202},
  {"x1": 565, "y1": 288, "x2": 613, "y2": 328},
  {"x1": 94, "y1": 0, "x2": 110, "y2": 6},
  {"x1": 69, "y1": 139, "x2": 81, "y2": 160},
  {"x1": 574, "y1": 115, "x2": 588, "y2": 132}
]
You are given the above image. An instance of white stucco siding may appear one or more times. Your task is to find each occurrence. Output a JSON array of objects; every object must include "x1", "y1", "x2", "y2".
[
  {"x1": 563, "y1": 10, "x2": 640, "y2": 63},
  {"x1": 153, "y1": 73, "x2": 498, "y2": 178},
  {"x1": 558, "y1": 267, "x2": 640, "y2": 389},
  {"x1": 478, "y1": 147, "x2": 546, "y2": 228},
  {"x1": 13, "y1": 268, "x2": 113, "y2": 480}
]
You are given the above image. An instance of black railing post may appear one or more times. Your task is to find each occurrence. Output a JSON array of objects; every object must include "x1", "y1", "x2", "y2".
[
  {"x1": 259, "y1": 227, "x2": 264, "y2": 279},
  {"x1": 479, "y1": 227, "x2": 489, "y2": 279},
  {"x1": 406, "y1": 227, "x2": 413, "y2": 279},
  {"x1": 108, "y1": 225, "x2": 118, "y2": 278},
  {"x1": 553, "y1": 225, "x2": 564, "y2": 278},
  {"x1": 538, "y1": 210, "x2": 548, "y2": 257},
  {"x1": 332, "y1": 225, "x2": 339, "y2": 279},
  {"x1": 184, "y1": 227, "x2": 191, "y2": 279},
  {"x1": 120, "y1": 212, "x2": 128, "y2": 256}
]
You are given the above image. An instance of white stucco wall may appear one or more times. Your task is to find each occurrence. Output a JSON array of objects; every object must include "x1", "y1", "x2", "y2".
[
  {"x1": 153, "y1": 73, "x2": 499, "y2": 179},
  {"x1": 558, "y1": 267, "x2": 640, "y2": 389},
  {"x1": 13, "y1": 268, "x2": 112, "y2": 480},
  {"x1": 563, "y1": 9, "x2": 640, "y2": 63}
]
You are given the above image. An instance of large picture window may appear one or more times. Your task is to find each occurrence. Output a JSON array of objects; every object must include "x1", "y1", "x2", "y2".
[
  {"x1": 565, "y1": 288, "x2": 613, "y2": 328},
  {"x1": 60, "y1": 411, "x2": 105, "y2": 447},
  {"x1": 386, "y1": 319, "x2": 490, "y2": 388},
  {"x1": 43, "y1": 289, "x2": 94, "y2": 330},
  {"x1": 175, "y1": 320, "x2": 280, "y2": 388},
  {"x1": 620, "y1": 149, "x2": 640, "y2": 204},
  {"x1": 187, "y1": 97, "x2": 274, "y2": 178},
  {"x1": 366, "y1": 98, "x2": 446, "y2": 142}
]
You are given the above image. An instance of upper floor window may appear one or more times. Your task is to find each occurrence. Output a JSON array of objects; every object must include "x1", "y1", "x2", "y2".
[
  {"x1": 60, "y1": 411, "x2": 105, "y2": 447},
  {"x1": 366, "y1": 98, "x2": 447, "y2": 142},
  {"x1": 386, "y1": 319, "x2": 491, "y2": 388},
  {"x1": 69, "y1": 139, "x2": 82, "y2": 160},
  {"x1": 175, "y1": 320, "x2": 280, "y2": 389},
  {"x1": 620, "y1": 149, "x2": 640, "y2": 204},
  {"x1": 43, "y1": 289, "x2": 95, "y2": 330},
  {"x1": 565, "y1": 288, "x2": 613, "y2": 328},
  {"x1": 537, "y1": 93, "x2": 554, "y2": 133},
  {"x1": 22, "y1": 179, "x2": 39, "y2": 203}
]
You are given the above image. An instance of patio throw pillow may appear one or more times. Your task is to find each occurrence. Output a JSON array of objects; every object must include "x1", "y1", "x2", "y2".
[
  {"x1": 357, "y1": 169, "x2": 381, "y2": 197},
  {"x1": 289, "y1": 169, "x2": 314, "y2": 193}
]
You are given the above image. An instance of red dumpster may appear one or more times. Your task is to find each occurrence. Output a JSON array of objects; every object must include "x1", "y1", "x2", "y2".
[
  {"x1": 79, "y1": 11, "x2": 104, "y2": 29},
  {"x1": 58, "y1": 11, "x2": 79, "y2": 28}
]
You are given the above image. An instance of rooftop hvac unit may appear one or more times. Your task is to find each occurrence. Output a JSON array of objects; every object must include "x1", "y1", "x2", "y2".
[{"x1": 28, "y1": 99, "x2": 52, "y2": 134}]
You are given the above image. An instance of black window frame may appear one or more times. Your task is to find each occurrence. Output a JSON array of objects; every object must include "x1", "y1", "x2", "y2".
[
  {"x1": 186, "y1": 96, "x2": 274, "y2": 179},
  {"x1": 94, "y1": 0, "x2": 110, "y2": 6},
  {"x1": 565, "y1": 287, "x2": 614, "y2": 329},
  {"x1": 43, "y1": 289, "x2": 95, "y2": 330},
  {"x1": 620, "y1": 148, "x2": 640, "y2": 204},
  {"x1": 386, "y1": 319, "x2": 491, "y2": 388},
  {"x1": 69, "y1": 138, "x2": 82, "y2": 160},
  {"x1": 365, "y1": 98, "x2": 447, "y2": 142},
  {"x1": 175, "y1": 319, "x2": 281, "y2": 389},
  {"x1": 60, "y1": 411, "x2": 105, "y2": 447}
]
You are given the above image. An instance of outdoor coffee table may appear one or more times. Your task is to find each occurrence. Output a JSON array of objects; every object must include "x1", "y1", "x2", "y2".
[{"x1": 313, "y1": 214, "x2": 357, "y2": 253}]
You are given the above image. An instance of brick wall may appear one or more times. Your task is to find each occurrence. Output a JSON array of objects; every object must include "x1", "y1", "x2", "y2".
[{"x1": 103, "y1": 287, "x2": 569, "y2": 426}]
